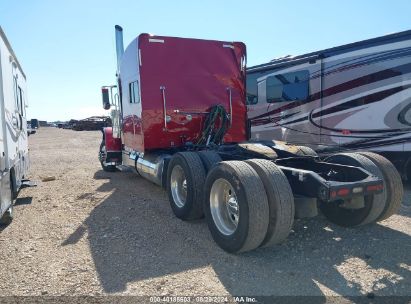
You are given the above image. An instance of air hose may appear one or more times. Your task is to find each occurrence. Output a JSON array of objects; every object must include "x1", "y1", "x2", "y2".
[{"x1": 196, "y1": 105, "x2": 229, "y2": 146}]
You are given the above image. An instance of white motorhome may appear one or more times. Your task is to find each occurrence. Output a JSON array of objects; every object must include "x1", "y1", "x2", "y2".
[
  {"x1": 247, "y1": 30, "x2": 411, "y2": 179},
  {"x1": 0, "y1": 27, "x2": 30, "y2": 225}
]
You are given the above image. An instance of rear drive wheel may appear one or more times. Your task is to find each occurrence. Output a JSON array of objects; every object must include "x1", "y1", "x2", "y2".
[
  {"x1": 294, "y1": 145, "x2": 318, "y2": 157},
  {"x1": 357, "y1": 152, "x2": 403, "y2": 221},
  {"x1": 167, "y1": 152, "x2": 206, "y2": 220},
  {"x1": 245, "y1": 159, "x2": 294, "y2": 247},
  {"x1": 197, "y1": 150, "x2": 222, "y2": 173},
  {"x1": 99, "y1": 141, "x2": 116, "y2": 172},
  {"x1": 204, "y1": 161, "x2": 269, "y2": 253},
  {"x1": 321, "y1": 153, "x2": 385, "y2": 227}
]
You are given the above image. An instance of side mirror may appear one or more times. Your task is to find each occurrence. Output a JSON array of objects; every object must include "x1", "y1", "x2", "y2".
[{"x1": 102, "y1": 88, "x2": 111, "y2": 110}]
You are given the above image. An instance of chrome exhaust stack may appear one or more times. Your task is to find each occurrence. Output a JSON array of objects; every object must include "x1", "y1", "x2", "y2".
[{"x1": 115, "y1": 25, "x2": 124, "y2": 74}]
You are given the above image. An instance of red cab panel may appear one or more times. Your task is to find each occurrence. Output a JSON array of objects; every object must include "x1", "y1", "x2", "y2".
[
  {"x1": 104, "y1": 127, "x2": 122, "y2": 152},
  {"x1": 119, "y1": 34, "x2": 247, "y2": 153}
]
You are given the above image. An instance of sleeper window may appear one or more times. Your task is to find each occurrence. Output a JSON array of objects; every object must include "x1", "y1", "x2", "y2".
[{"x1": 129, "y1": 80, "x2": 140, "y2": 103}]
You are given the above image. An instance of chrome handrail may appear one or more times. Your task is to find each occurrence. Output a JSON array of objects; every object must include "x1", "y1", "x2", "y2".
[{"x1": 160, "y1": 86, "x2": 167, "y2": 130}]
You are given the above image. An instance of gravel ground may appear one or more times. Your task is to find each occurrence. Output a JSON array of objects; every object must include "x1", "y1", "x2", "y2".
[{"x1": 0, "y1": 128, "x2": 410, "y2": 301}]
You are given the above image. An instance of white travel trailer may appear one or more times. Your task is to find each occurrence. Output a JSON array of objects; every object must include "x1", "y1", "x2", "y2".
[
  {"x1": 0, "y1": 27, "x2": 30, "y2": 225},
  {"x1": 247, "y1": 30, "x2": 411, "y2": 179}
]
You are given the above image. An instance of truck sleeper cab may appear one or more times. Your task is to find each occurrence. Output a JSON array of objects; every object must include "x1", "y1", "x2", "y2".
[{"x1": 99, "y1": 26, "x2": 403, "y2": 253}]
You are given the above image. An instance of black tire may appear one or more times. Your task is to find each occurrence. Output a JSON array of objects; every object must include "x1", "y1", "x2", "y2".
[
  {"x1": 197, "y1": 150, "x2": 222, "y2": 173},
  {"x1": 167, "y1": 152, "x2": 206, "y2": 220},
  {"x1": 294, "y1": 145, "x2": 318, "y2": 157},
  {"x1": 10, "y1": 168, "x2": 18, "y2": 200},
  {"x1": 0, "y1": 184, "x2": 14, "y2": 226},
  {"x1": 99, "y1": 141, "x2": 116, "y2": 172},
  {"x1": 204, "y1": 161, "x2": 269, "y2": 253},
  {"x1": 357, "y1": 152, "x2": 403, "y2": 221},
  {"x1": 245, "y1": 159, "x2": 294, "y2": 247},
  {"x1": 0, "y1": 206, "x2": 13, "y2": 226},
  {"x1": 321, "y1": 153, "x2": 385, "y2": 227}
]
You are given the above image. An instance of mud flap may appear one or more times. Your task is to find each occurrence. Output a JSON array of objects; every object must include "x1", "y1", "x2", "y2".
[
  {"x1": 103, "y1": 127, "x2": 122, "y2": 164},
  {"x1": 294, "y1": 195, "x2": 318, "y2": 218}
]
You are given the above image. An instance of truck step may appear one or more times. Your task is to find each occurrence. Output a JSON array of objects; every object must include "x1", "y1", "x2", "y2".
[
  {"x1": 117, "y1": 165, "x2": 133, "y2": 172},
  {"x1": 20, "y1": 179, "x2": 37, "y2": 188}
]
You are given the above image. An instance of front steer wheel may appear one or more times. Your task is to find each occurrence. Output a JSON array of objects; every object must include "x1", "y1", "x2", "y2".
[
  {"x1": 99, "y1": 142, "x2": 117, "y2": 172},
  {"x1": 0, "y1": 206, "x2": 13, "y2": 226},
  {"x1": 167, "y1": 152, "x2": 206, "y2": 220},
  {"x1": 204, "y1": 161, "x2": 269, "y2": 253}
]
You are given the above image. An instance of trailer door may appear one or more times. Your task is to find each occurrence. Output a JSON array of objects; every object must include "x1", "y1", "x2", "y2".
[
  {"x1": 12, "y1": 75, "x2": 29, "y2": 183},
  {"x1": 0, "y1": 109, "x2": 11, "y2": 217},
  {"x1": 0, "y1": 48, "x2": 12, "y2": 216}
]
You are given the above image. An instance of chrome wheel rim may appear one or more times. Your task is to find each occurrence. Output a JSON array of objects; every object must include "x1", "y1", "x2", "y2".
[
  {"x1": 210, "y1": 178, "x2": 239, "y2": 235},
  {"x1": 170, "y1": 165, "x2": 187, "y2": 208}
]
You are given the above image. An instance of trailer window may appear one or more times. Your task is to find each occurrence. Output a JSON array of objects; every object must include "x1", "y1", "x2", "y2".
[
  {"x1": 14, "y1": 81, "x2": 24, "y2": 117},
  {"x1": 129, "y1": 80, "x2": 140, "y2": 104},
  {"x1": 266, "y1": 70, "x2": 310, "y2": 103},
  {"x1": 18, "y1": 87, "x2": 24, "y2": 115},
  {"x1": 13, "y1": 77, "x2": 19, "y2": 109}
]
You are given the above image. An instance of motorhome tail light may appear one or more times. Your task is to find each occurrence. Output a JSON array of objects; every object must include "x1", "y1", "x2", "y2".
[
  {"x1": 337, "y1": 188, "x2": 350, "y2": 196},
  {"x1": 366, "y1": 184, "x2": 384, "y2": 192}
]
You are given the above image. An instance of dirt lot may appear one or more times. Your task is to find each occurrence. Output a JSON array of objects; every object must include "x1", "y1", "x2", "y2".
[{"x1": 0, "y1": 128, "x2": 410, "y2": 300}]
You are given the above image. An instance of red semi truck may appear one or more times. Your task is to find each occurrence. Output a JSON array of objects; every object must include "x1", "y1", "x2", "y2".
[{"x1": 99, "y1": 26, "x2": 402, "y2": 253}]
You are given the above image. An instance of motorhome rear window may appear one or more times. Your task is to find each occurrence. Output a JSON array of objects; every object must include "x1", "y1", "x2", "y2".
[
  {"x1": 266, "y1": 70, "x2": 310, "y2": 103},
  {"x1": 246, "y1": 73, "x2": 259, "y2": 105}
]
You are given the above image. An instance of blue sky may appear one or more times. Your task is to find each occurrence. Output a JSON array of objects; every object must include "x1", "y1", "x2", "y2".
[{"x1": 1, "y1": 0, "x2": 411, "y2": 121}]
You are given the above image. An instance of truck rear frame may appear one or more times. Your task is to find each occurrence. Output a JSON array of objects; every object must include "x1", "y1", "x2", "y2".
[{"x1": 99, "y1": 26, "x2": 402, "y2": 253}]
